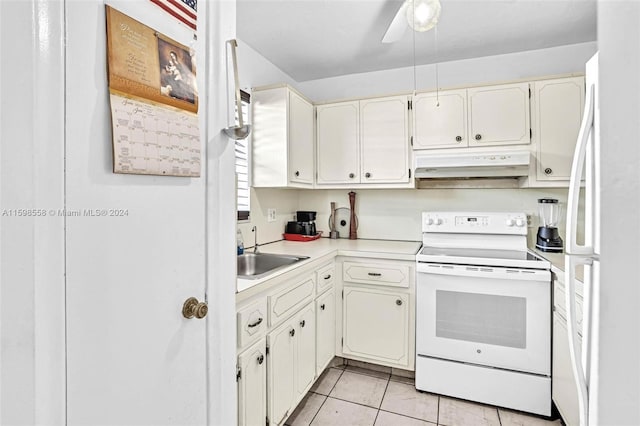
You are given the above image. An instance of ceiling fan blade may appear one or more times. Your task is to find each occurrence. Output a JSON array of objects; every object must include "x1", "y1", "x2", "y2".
[{"x1": 381, "y1": 1, "x2": 409, "y2": 43}]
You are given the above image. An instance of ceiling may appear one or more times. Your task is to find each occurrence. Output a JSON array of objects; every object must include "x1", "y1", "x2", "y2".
[{"x1": 237, "y1": 0, "x2": 597, "y2": 82}]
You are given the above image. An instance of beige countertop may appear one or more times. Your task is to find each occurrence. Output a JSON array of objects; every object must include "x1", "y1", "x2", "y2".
[
  {"x1": 532, "y1": 248, "x2": 585, "y2": 283},
  {"x1": 237, "y1": 238, "x2": 422, "y2": 294}
]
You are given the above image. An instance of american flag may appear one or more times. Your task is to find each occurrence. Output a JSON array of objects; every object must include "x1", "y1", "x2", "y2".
[{"x1": 150, "y1": 0, "x2": 197, "y2": 30}]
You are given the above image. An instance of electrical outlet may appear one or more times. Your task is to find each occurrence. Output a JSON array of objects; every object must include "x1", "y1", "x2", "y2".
[
  {"x1": 267, "y1": 208, "x2": 276, "y2": 222},
  {"x1": 526, "y1": 213, "x2": 535, "y2": 228}
]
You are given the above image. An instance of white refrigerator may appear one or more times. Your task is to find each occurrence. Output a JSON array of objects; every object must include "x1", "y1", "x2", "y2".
[{"x1": 565, "y1": 52, "x2": 600, "y2": 426}]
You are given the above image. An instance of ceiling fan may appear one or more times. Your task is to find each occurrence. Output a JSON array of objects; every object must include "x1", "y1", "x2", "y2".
[{"x1": 382, "y1": 0, "x2": 442, "y2": 43}]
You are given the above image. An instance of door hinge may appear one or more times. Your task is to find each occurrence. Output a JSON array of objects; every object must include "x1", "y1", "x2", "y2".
[
  {"x1": 266, "y1": 416, "x2": 269, "y2": 426},
  {"x1": 341, "y1": 337, "x2": 344, "y2": 347},
  {"x1": 341, "y1": 290, "x2": 344, "y2": 299},
  {"x1": 266, "y1": 344, "x2": 270, "y2": 356},
  {"x1": 410, "y1": 136, "x2": 413, "y2": 146},
  {"x1": 528, "y1": 87, "x2": 531, "y2": 98},
  {"x1": 236, "y1": 365, "x2": 241, "y2": 382},
  {"x1": 530, "y1": 128, "x2": 532, "y2": 139},
  {"x1": 409, "y1": 169, "x2": 411, "y2": 179},
  {"x1": 408, "y1": 100, "x2": 413, "y2": 110},
  {"x1": 315, "y1": 109, "x2": 317, "y2": 119}
]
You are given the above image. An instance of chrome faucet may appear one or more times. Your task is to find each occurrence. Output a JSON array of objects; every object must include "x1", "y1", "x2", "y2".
[{"x1": 252, "y1": 225, "x2": 259, "y2": 253}]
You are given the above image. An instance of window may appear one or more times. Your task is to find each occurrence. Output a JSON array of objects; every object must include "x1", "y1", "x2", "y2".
[{"x1": 236, "y1": 90, "x2": 251, "y2": 221}]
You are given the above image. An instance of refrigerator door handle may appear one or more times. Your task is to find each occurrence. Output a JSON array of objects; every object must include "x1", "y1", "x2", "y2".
[
  {"x1": 566, "y1": 84, "x2": 595, "y2": 256},
  {"x1": 565, "y1": 255, "x2": 590, "y2": 426}
]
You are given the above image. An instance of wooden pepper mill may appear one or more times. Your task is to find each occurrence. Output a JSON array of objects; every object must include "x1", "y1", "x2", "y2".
[{"x1": 348, "y1": 191, "x2": 357, "y2": 240}]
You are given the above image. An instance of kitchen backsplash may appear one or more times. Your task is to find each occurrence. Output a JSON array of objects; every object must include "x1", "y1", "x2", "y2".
[{"x1": 239, "y1": 187, "x2": 585, "y2": 249}]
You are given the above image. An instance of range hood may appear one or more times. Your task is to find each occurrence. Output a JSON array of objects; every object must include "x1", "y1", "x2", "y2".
[{"x1": 414, "y1": 151, "x2": 530, "y2": 179}]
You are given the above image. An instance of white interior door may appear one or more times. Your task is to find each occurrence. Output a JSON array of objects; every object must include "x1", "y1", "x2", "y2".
[{"x1": 65, "y1": 2, "x2": 210, "y2": 424}]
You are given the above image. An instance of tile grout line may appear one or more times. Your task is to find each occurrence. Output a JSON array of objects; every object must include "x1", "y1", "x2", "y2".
[
  {"x1": 378, "y1": 408, "x2": 438, "y2": 425},
  {"x1": 308, "y1": 368, "x2": 345, "y2": 425},
  {"x1": 497, "y1": 407, "x2": 503, "y2": 426},
  {"x1": 373, "y1": 376, "x2": 391, "y2": 425}
]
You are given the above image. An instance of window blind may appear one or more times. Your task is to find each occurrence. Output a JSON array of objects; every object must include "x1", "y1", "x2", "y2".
[{"x1": 236, "y1": 90, "x2": 250, "y2": 221}]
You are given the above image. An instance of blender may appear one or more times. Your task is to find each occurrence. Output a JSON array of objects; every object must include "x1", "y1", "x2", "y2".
[{"x1": 536, "y1": 198, "x2": 563, "y2": 252}]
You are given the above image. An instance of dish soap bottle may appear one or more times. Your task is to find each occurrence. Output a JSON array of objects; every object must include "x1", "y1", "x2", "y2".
[{"x1": 236, "y1": 229, "x2": 244, "y2": 255}]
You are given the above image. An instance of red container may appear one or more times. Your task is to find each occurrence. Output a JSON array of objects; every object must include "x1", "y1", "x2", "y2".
[{"x1": 283, "y1": 232, "x2": 322, "y2": 242}]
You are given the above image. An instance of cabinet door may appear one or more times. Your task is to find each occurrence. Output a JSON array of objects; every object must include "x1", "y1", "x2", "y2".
[
  {"x1": 295, "y1": 303, "x2": 316, "y2": 399},
  {"x1": 316, "y1": 289, "x2": 336, "y2": 375},
  {"x1": 316, "y1": 101, "x2": 360, "y2": 184},
  {"x1": 267, "y1": 320, "x2": 295, "y2": 426},
  {"x1": 360, "y1": 96, "x2": 410, "y2": 183},
  {"x1": 238, "y1": 339, "x2": 267, "y2": 426},
  {"x1": 468, "y1": 82, "x2": 531, "y2": 147},
  {"x1": 288, "y1": 91, "x2": 314, "y2": 185},
  {"x1": 342, "y1": 286, "x2": 409, "y2": 367},
  {"x1": 553, "y1": 313, "x2": 581, "y2": 426},
  {"x1": 414, "y1": 89, "x2": 467, "y2": 149},
  {"x1": 533, "y1": 77, "x2": 585, "y2": 181}
]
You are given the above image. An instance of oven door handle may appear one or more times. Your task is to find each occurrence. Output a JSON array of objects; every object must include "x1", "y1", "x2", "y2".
[{"x1": 417, "y1": 263, "x2": 550, "y2": 282}]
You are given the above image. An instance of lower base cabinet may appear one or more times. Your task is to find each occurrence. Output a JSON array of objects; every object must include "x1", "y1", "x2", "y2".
[
  {"x1": 237, "y1": 339, "x2": 267, "y2": 426},
  {"x1": 267, "y1": 302, "x2": 316, "y2": 426},
  {"x1": 316, "y1": 289, "x2": 336, "y2": 375},
  {"x1": 342, "y1": 286, "x2": 410, "y2": 368},
  {"x1": 553, "y1": 312, "x2": 581, "y2": 426}
]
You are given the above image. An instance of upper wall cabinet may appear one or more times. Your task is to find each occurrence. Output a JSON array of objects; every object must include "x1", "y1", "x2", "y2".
[
  {"x1": 413, "y1": 89, "x2": 467, "y2": 150},
  {"x1": 530, "y1": 76, "x2": 585, "y2": 185},
  {"x1": 317, "y1": 96, "x2": 412, "y2": 188},
  {"x1": 316, "y1": 101, "x2": 360, "y2": 185},
  {"x1": 252, "y1": 85, "x2": 314, "y2": 188},
  {"x1": 467, "y1": 82, "x2": 531, "y2": 147}
]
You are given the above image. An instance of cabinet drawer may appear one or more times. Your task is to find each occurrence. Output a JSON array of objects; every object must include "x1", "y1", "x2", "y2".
[
  {"x1": 316, "y1": 263, "x2": 335, "y2": 294},
  {"x1": 554, "y1": 282, "x2": 583, "y2": 336},
  {"x1": 343, "y1": 262, "x2": 410, "y2": 288},
  {"x1": 237, "y1": 299, "x2": 268, "y2": 349},
  {"x1": 268, "y1": 275, "x2": 315, "y2": 327}
]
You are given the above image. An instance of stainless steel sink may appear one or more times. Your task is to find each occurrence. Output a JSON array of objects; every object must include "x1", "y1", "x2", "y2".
[{"x1": 237, "y1": 252, "x2": 310, "y2": 280}]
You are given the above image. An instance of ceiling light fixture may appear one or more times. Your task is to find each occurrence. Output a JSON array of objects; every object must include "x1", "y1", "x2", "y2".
[{"x1": 406, "y1": 0, "x2": 441, "y2": 32}]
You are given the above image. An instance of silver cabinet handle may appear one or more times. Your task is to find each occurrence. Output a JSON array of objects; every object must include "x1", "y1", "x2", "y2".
[
  {"x1": 320, "y1": 304, "x2": 326, "y2": 310},
  {"x1": 289, "y1": 329, "x2": 295, "y2": 337},
  {"x1": 300, "y1": 319, "x2": 306, "y2": 328},
  {"x1": 247, "y1": 317, "x2": 263, "y2": 328},
  {"x1": 295, "y1": 170, "x2": 300, "y2": 177},
  {"x1": 396, "y1": 299, "x2": 403, "y2": 306},
  {"x1": 365, "y1": 172, "x2": 371, "y2": 178},
  {"x1": 349, "y1": 173, "x2": 355, "y2": 178},
  {"x1": 544, "y1": 168, "x2": 553, "y2": 175},
  {"x1": 368, "y1": 272, "x2": 382, "y2": 277},
  {"x1": 257, "y1": 354, "x2": 264, "y2": 365},
  {"x1": 456, "y1": 136, "x2": 462, "y2": 142},
  {"x1": 475, "y1": 134, "x2": 482, "y2": 140}
]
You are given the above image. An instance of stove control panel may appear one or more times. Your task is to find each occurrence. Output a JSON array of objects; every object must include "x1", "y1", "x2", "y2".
[{"x1": 422, "y1": 212, "x2": 528, "y2": 235}]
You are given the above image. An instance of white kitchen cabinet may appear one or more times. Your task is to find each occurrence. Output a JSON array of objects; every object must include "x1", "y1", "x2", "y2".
[
  {"x1": 553, "y1": 313, "x2": 581, "y2": 426},
  {"x1": 530, "y1": 77, "x2": 585, "y2": 185},
  {"x1": 413, "y1": 89, "x2": 468, "y2": 149},
  {"x1": 316, "y1": 97, "x2": 412, "y2": 187},
  {"x1": 342, "y1": 286, "x2": 410, "y2": 368},
  {"x1": 359, "y1": 95, "x2": 411, "y2": 184},
  {"x1": 267, "y1": 301, "x2": 316, "y2": 425},
  {"x1": 316, "y1": 101, "x2": 360, "y2": 185},
  {"x1": 267, "y1": 315, "x2": 296, "y2": 426},
  {"x1": 316, "y1": 289, "x2": 336, "y2": 375},
  {"x1": 553, "y1": 274, "x2": 584, "y2": 426},
  {"x1": 237, "y1": 339, "x2": 267, "y2": 426},
  {"x1": 252, "y1": 85, "x2": 314, "y2": 188},
  {"x1": 468, "y1": 82, "x2": 531, "y2": 147}
]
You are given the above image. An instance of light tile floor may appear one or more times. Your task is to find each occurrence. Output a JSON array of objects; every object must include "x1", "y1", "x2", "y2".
[{"x1": 285, "y1": 365, "x2": 563, "y2": 426}]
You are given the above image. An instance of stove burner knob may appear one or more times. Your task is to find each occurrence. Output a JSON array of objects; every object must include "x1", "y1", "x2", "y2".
[
  {"x1": 435, "y1": 218, "x2": 443, "y2": 225},
  {"x1": 506, "y1": 219, "x2": 515, "y2": 227},
  {"x1": 426, "y1": 217, "x2": 434, "y2": 225},
  {"x1": 515, "y1": 218, "x2": 526, "y2": 227}
]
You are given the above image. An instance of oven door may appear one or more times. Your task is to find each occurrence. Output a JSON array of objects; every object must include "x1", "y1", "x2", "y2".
[{"x1": 416, "y1": 262, "x2": 551, "y2": 376}]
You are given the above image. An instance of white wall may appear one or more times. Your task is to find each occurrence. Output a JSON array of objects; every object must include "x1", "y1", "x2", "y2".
[
  {"x1": 298, "y1": 42, "x2": 597, "y2": 102},
  {"x1": 595, "y1": 2, "x2": 640, "y2": 424},
  {"x1": 298, "y1": 187, "x2": 571, "y2": 246},
  {"x1": 237, "y1": 39, "x2": 300, "y2": 92}
]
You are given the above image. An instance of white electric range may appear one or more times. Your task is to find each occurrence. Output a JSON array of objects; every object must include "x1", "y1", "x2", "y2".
[{"x1": 415, "y1": 212, "x2": 552, "y2": 416}]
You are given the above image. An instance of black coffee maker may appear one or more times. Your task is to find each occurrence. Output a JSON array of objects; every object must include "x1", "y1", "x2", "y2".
[{"x1": 286, "y1": 211, "x2": 317, "y2": 236}]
